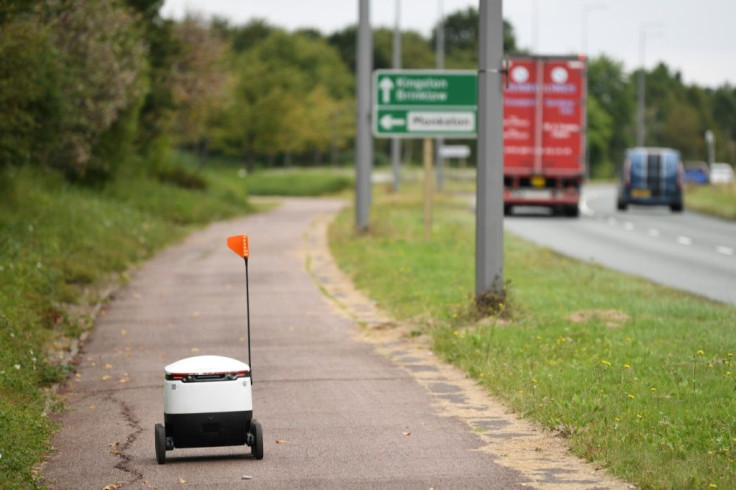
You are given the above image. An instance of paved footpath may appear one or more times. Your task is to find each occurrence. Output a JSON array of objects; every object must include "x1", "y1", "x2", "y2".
[{"x1": 42, "y1": 198, "x2": 631, "y2": 489}]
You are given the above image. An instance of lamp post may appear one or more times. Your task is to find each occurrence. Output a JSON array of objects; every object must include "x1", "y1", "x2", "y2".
[
  {"x1": 705, "y1": 130, "x2": 715, "y2": 167},
  {"x1": 636, "y1": 23, "x2": 661, "y2": 147},
  {"x1": 391, "y1": 0, "x2": 402, "y2": 192},
  {"x1": 435, "y1": 0, "x2": 445, "y2": 191},
  {"x1": 581, "y1": 3, "x2": 606, "y2": 55},
  {"x1": 355, "y1": 0, "x2": 373, "y2": 231}
]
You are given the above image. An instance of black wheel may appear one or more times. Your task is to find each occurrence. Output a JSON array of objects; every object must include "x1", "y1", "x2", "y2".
[
  {"x1": 566, "y1": 205, "x2": 580, "y2": 218},
  {"x1": 155, "y1": 423, "x2": 166, "y2": 464},
  {"x1": 617, "y1": 200, "x2": 627, "y2": 211},
  {"x1": 250, "y1": 419, "x2": 264, "y2": 460},
  {"x1": 670, "y1": 201, "x2": 684, "y2": 213}
]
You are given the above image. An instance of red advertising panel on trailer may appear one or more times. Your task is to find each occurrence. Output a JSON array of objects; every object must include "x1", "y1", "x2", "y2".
[{"x1": 504, "y1": 57, "x2": 586, "y2": 177}]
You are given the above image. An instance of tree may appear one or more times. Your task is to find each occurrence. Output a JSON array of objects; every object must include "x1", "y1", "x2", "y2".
[
  {"x1": 44, "y1": 0, "x2": 148, "y2": 178},
  {"x1": 213, "y1": 30, "x2": 354, "y2": 169},
  {"x1": 168, "y1": 15, "x2": 230, "y2": 165},
  {"x1": 587, "y1": 55, "x2": 634, "y2": 165},
  {"x1": 431, "y1": 7, "x2": 520, "y2": 69},
  {"x1": 587, "y1": 96, "x2": 614, "y2": 177}
]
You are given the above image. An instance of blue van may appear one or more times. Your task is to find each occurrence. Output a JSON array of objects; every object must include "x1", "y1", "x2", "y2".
[{"x1": 617, "y1": 147, "x2": 684, "y2": 212}]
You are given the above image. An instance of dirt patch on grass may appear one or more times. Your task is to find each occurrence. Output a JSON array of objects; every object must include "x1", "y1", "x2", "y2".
[{"x1": 568, "y1": 309, "x2": 630, "y2": 329}]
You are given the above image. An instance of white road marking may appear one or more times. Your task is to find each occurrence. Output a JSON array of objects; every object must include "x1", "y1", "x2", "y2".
[
  {"x1": 677, "y1": 236, "x2": 692, "y2": 246},
  {"x1": 623, "y1": 222, "x2": 635, "y2": 231},
  {"x1": 648, "y1": 228, "x2": 660, "y2": 237},
  {"x1": 716, "y1": 246, "x2": 734, "y2": 256},
  {"x1": 579, "y1": 197, "x2": 595, "y2": 217}
]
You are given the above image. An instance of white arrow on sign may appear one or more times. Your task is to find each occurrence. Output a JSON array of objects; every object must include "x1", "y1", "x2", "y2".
[
  {"x1": 379, "y1": 114, "x2": 406, "y2": 130},
  {"x1": 379, "y1": 77, "x2": 395, "y2": 104}
]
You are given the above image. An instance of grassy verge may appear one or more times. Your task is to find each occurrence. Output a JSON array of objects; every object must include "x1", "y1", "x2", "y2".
[
  {"x1": 686, "y1": 183, "x2": 736, "y2": 220},
  {"x1": 329, "y1": 184, "x2": 736, "y2": 489},
  {"x1": 0, "y1": 161, "x2": 255, "y2": 487},
  {"x1": 246, "y1": 168, "x2": 354, "y2": 197}
]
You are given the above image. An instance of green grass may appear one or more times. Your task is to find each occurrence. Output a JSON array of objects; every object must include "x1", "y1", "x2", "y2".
[
  {"x1": 329, "y1": 184, "x2": 736, "y2": 489},
  {"x1": 0, "y1": 161, "x2": 254, "y2": 487},
  {"x1": 246, "y1": 168, "x2": 353, "y2": 196},
  {"x1": 686, "y1": 183, "x2": 736, "y2": 220}
]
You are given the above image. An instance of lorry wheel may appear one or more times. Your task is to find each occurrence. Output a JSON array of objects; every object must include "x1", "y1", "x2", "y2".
[
  {"x1": 250, "y1": 419, "x2": 264, "y2": 460},
  {"x1": 566, "y1": 206, "x2": 580, "y2": 218},
  {"x1": 671, "y1": 202, "x2": 684, "y2": 213},
  {"x1": 155, "y1": 423, "x2": 166, "y2": 464}
]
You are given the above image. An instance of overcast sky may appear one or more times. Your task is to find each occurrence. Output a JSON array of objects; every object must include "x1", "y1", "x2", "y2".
[{"x1": 161, "y1": 0, "x2": 736, "y2": 88}]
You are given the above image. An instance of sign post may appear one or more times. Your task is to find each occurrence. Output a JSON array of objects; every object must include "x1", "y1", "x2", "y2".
[
  {"x1": 423, "y1": 138, "x2": 433, "y2": 240},
  {"x1": 372, "y1": 70, "x2": 478, "y2": 138}
]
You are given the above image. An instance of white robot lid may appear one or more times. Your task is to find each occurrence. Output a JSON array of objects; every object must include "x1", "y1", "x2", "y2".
[{"x1": 164, "y1": 355, "x2": 250, "y2": 376}]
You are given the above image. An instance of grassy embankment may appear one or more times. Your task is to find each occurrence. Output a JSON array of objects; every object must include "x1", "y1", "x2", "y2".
[
  {"x1": 0, "y1": 159, "x2": 352, "y2": 487},
  {"x1": 686, "y1": 182, "x2": 736, "y2": 220},
  {"x1": 329, "y1": 182, "x2": 736, "y2": 489}
]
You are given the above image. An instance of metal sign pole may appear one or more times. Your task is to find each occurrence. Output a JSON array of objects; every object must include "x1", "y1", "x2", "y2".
[
  {"x1": 356, "y1": 0, "x2": 373, "y2": 231},
  {"x1": 475, "y1": 0, "x2": 505, "y2": 297},
  {"x1": 424, "y1": 138, "x2": 433, "y2": 240}
]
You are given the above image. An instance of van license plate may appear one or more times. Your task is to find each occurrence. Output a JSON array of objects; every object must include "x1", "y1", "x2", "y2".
[{"x1": 631, "y1": 188, "x2": 651, "y2": 198}]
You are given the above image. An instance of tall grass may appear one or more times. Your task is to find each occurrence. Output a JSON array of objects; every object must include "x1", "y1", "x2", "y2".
[
  {"x1": 0, "y1": 162, "x2": 252, "y2": 487},
  {"x1": 329, "y1": 184, "x2": 736, "y2": 489}
]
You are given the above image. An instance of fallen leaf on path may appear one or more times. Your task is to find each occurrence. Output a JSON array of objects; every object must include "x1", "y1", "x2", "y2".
[
  {"x1": 275, "y1": 439, "x2": 287, "y2": 444},
  {"x1": 102, "y1": 375, "x2": 112, "y2": 381},
  {"x1": 120, "y1": 329, "x2": 127, "y2": 336},
  {"x1": 190, "y1": 347, "x2": 200, "y2": 353},
  {"x1": 119, "y1": 377, "x2": 130, "y2": 384},
  {"x1": 178, "y1": 477, "x2": 187, "y2": 484},
  {"x1": 103, "y1": 484, "x2": 122, "y2": 490},
  {"x1": 402, "y1": 432, "x2": 411, "y2": 437},
  {"x1": 89, "y1": 405, "x2": 98, "y2": 410},
  {"x1": 105, "y1": 363, "x2": 113, "y2": 369},
  {"x1": 107, "y1": 442, "x2": 118, "y2": 447}
]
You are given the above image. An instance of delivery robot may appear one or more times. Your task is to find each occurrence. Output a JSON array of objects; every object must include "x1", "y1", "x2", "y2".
[{"x1": 154, "y1": 234, "x2": 263, "y2": 464}]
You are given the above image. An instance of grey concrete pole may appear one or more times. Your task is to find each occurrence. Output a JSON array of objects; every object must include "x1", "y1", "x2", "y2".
[
  {"x1": 636, "y1": 23, "x2": 661, "y2": 148},
  {"x1": 435, "y1": 0, "x2": 445, "y2": 191},
  {"x1": 391, "y1": 0, "x2": 402, "y2": 192},
  {"x1": 581, "y1": 3, "x2": 605, "y2": 55},
  {"x1": 476, "y1": 0, "x2": 505, "y2": 298},
  {"x1": 356, "y1": 0, "x2": 373, "y2": 231},
  {"x1": 636, "y1": 26, "x2": 646, "y2": 147}
]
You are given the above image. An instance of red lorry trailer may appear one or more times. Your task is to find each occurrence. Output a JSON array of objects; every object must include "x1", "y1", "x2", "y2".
[{"x1": 503, "y1": 55, "x2": 588, "y2": 217}]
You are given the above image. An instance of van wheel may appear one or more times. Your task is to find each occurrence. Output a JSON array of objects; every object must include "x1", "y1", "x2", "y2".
[
  {"x1": 617, "y1": 200, "x2": 627, "y2": 211},
  {"x1": 671, "y1": 202, "x2": 683, "y2": 213}
]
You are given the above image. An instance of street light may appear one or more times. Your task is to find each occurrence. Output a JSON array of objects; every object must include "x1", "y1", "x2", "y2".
[
  {"x1": 581, "y1": 3, "x2": 606, "y2": 55},
  {"x1": 391, "y1": 0, "x2": 402, "y2": 192},
  {"x1": 705, "y1": 130, "x2": 715, "y2": 167},
  {"x1": 636, "y1": 22, "x2": 662, "y2": 147},
  {"x1": 435, "y1": 0, "x2": 445, "y2": 191}
]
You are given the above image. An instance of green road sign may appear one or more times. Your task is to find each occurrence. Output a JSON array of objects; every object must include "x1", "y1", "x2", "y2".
[{"x1": 373, "y1": 70, "x2": 477, "y2": 138}]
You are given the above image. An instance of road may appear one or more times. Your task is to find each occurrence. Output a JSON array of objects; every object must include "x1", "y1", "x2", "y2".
[
  {"x1": 42, "y1": 198, "x2": 629, "y2": 489},
  {"x1": 505, "y1": 184, "x2": 736, "y2": 305}
]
